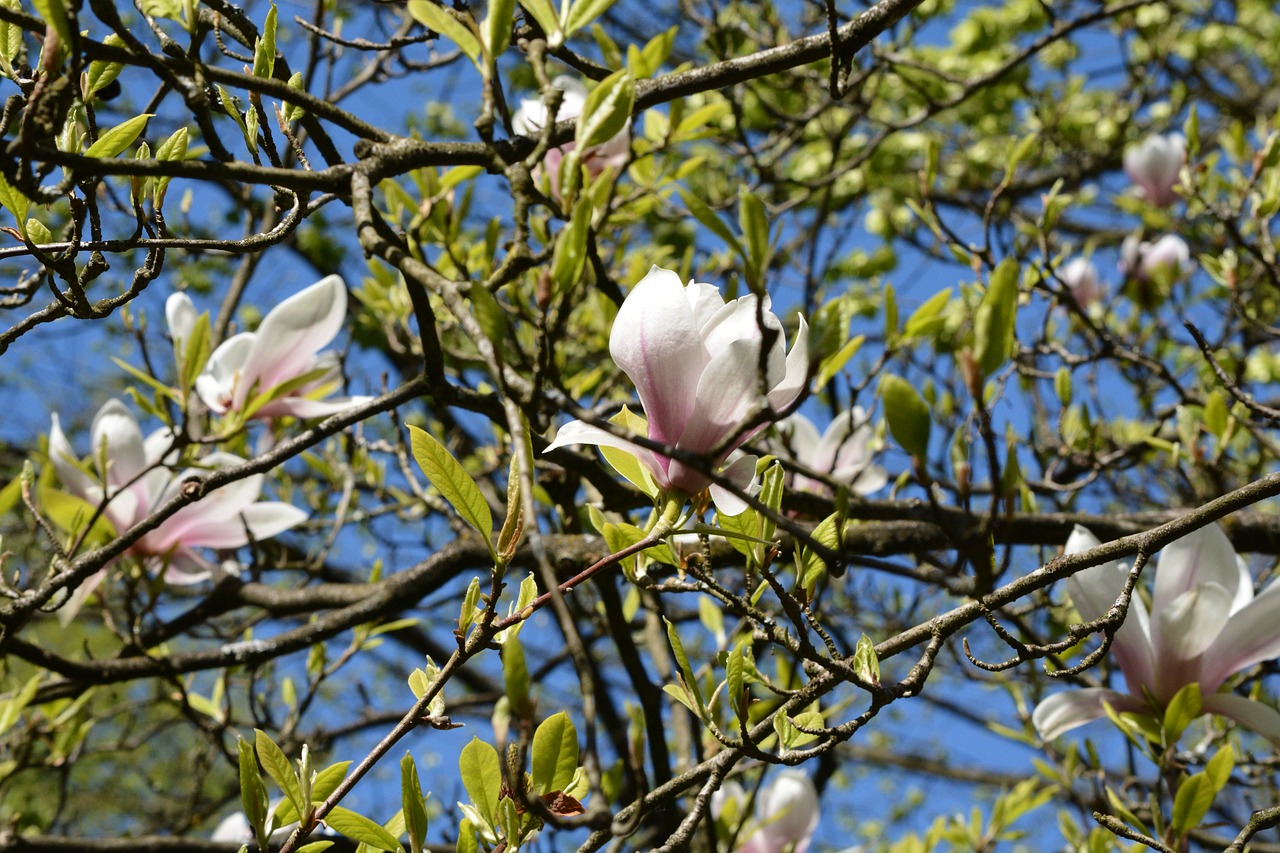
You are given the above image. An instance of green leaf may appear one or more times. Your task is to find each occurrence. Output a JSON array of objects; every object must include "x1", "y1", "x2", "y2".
[
  {"x1": 284, "y1": 72, "x2": 308, "y2": 123},
  {"x1": 677, "y1": 188, "x2": 744, "y2": 256},
  {"x1": 84, "y1": 37, "x2": 126, "y2": 101},
  {"x1": 501, "y1": 636, "x2": 532, "y2": 718},
  {"x1": 516, "y1": 0, "x2": 562, "y2": 47},
  {"x1": 0, "y1": 172, "x2": 29, "y2": 223},
  {"x1": 550, "y1": 193, "x2": 593, "y2": 294},
  {"x1": 880, "y1": 374, "x2": 931, "y2": 460},
  {"x1": 406, "y1": 425, "x2": 494, "y2": 554},
  {"x1": 1204, "y1": 389, "x2": 1229, "y2": 439},
  {"x1": 455, "y1": 817, "x2": 479, "y2": 853},
  {"x1": 24, "y1": 218, "x2": 51, "y2": 245},
  {"x1": 84, "y1": 114, "x2": 153, "y2": 159},
  {"x1": 726, "y1": 640, "x2": 747, "y2": 719},
  {"x1": 1162, "y1": 682, "x2": 1201, "y2": 745},
  {"x1": 153, "y1": 126, "x2": 189, "y2": 206},
  {"x1": 458, "y1": 738, "x2": 502, "y2": 826},
  {"x1": 400, "y1": 753, "x2": 429, "y2": 853},
  {"x1": 597, "y1": 406, "x2": 659, "y2": 498},
  {"x1": 664, "y1": 618, "x2": 707, "y2": 718},
  {"x1": 903, "y1": 288, "x2": 953, "y2": 339},
  {"x1": 326, "y1": 806, "x2": 404, "y2": 852},
  {"x1": 253, "y1": 3, "x2": 278, "y2": 79},
  {"x1": 407, "y1": 1, "x2": 482, "y2": 68},
  {"x1": 738, "y1": 189, "x2": 770, "y2": 287},
  {"x1": 297, "y1": 843, "x2": 335, "y2": 853},
  {"x1": 564, "y1": 0, "x2": 618, "y2": 36},
  {"x1": 576, "y1": 69, "x2": 634, "y2": 150},
  {"x1": 0, "y1": 671, "x2": 41, "y2": 737},
  {"x1": 852, "y1": 634, "x2": 880, "y2": 685},
  {"x1": 1171, "y1": 773, "x2": 1213, "y2": 837},
  {"x1": 237, "y1": 737, "x2": 270, "y2": 843},
  {"x1": 272, "y1": 761, "x2": 352, "y2": 826},
  {"x1": 974, "y1": 258, "x2": 1019, "y2": 377},
  {"x1": 255, "y1": 729, "x2": 305, "y2": 818},
  {"x1": 530, "y1": 711, "x2": 579, "y2": 794},
  {"x1": 468, "y1": 283, "x2": 507, "y2": 362},
  {"x1": 482, "y1": 0, "x2": 514, "y2": 57},
  {"x1": 30, "y1": 0, "x2": 71, "y2": 60}
]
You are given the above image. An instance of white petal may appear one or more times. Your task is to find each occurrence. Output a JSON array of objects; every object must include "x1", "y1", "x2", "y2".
[
  {"x1": 765, "y1": 315, "x2": 809, "y2": 413},
  {"x1": 1201, "y1": 692, "x2": 1280, "y2": 747},
  {"x1": 709, "y1": 453, "x2": 759, "y2": 517},
  {"x1": 48, "y1": 412, "x2": 95, "y2": 499},
  {"x1": 254, "y1": 395, "x2": 373, "y2": 420},
  {"x1": 682, "y1": 337, "x2": 767, "y2": 455},
  {"x1": 1032, "y1": 688, "x2": 1146, "y2": 741},
  {"x1": 1156, "y1": 582, "x2": 1234, "y2": 662},
  {"x1": 776, "y1": 414, "x2": 822, "y2": 468},
  {"x1": 1200, "y1": 578, "x2": 1280, "y2": 691},
  {"x1": 1064, "y1": 525, "x2": 1157, "y2": 692},
  {"x1": 756, "y1": 771, "x2": 819, "y2": 853},
  {"x1": 166, "y1": 291, "x2": 197, "y2": 351},
  {"x1": 544, "y1": 420, "x2": 667, "y2": 487},
  {"x1": 608, "y1": 266, "x2": 705, "y2": 447},
  {"x1": 1151, "y1": 525, "x2": 1240, "y2": 651},
  {"x1": 241, "y1": 276, "x2": 348, "y2": 405},
  {"x1": 90, "y1": 399, "x2": 147, "y2": 486},
  {"x1": 197, "y1": 332, "x2": 255, "y2": 413}
]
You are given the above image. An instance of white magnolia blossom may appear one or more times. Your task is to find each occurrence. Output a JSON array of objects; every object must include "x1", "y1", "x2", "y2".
[
  {"x1": 511, "y1": 75, "x2": 631, "y2": 198},
  {"x1": 165, "y1": 290, "x2": 198, "y2": 356},
  {"x1": 545, "y1": 265, "x2": 807, "y2": 515},
  {"x1": 773, "y1": 409, "x2": 886, "y2": 498},
  {"x1": 1060, "y1": 257, "x2": 1102, "y2": 309},
  {"x1": 190, "y1": 275, "x2": 370, "y2": 420},
  {"x1": 1033, "y1": 524, "x2": 1280, "y2": 745},
  {"x1": 1123, "y1": 132, "x2": 1185, "y2": 206},
  {"x1": 713, "y1": 771, "x2": 821, "y2": 853},
  {"x1": 1119, "y1": 234, "x2": 1193, "y2": 284},
  {"x1": 48, "y1": 399, "x2": 307, "y2": 585}
]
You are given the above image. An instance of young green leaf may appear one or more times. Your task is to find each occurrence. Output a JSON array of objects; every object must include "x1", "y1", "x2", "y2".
[
  {"x1": 501, "y1": 636, "x2": 532, "y2": 718},
  {"x1": 516, "y1": 0, "x2": 562, "y2": 47},
  {"x1": 253, "y1": 3, "x2": 278, "y2": 79},
  {"x1": 880, "y1": 374, "x2": 931, "y2": 460},
  {"x1": 255, "y1": 729, "x2": 305, "y2": 817},
  {"x1": 564, "y1": 0, "x2": 619, "y2": 36},
  {"x1": 458, "y1": 738, "x2": 502, "y2": 826},
  {"x1": 406, "y1": 425, "x2": 494, "y2": 554},
  {"x1": 407, "y1": 1, "x2": 482, "y2": 68},
  {"x1": 482, "y1": 0, "x2": 514, "y2": 57},
  {"x1": 530, "y1": 711, "x2": 579, "y2": 794},
  {"x1": 326, "y1": 806, "x2": 404, "y2": 852},
  {"x1": 400, "y1": 752, "x2": 429, "y2": 853},
  {"x1": 84, "y1": 114, "x2": 153, "y2": 159},
  {"x1": 576, "y1": 70, "x2": 634, "y2": 150},
  {"x1": 974, "y1": 258, "x2": 1019, "y2": 377}
]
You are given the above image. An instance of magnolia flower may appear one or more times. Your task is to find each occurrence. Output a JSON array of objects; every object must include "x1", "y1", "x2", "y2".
[
  {"x1": 1119, "y1": 234, "x2": 1193, "y2": 284},
  {"x1": 48, "y1": 399, "x2": 307, "y2": 585},
  {"x1": 512, "y1": 76, "x2": 631, "y2": 197},
  {"x1": 1060, "y1": 257, "x2": 1101, "y2": 309},
  {"x1": 1124, "y1": 133, "x2": 1185, "y2": 206},
  {"x1": 193, "y1": 275, "x2": 370, "y2": 420},
  {"x1": 713, "y1": 772, "x2": 820, "y2": 853},
  {"x1": 1033, "y1": 524, "x2": 1280, "y2": 745},
  {"x1": 545, "y1": 265, "x2": 808, "y2": 515},
  {"x1": 773, "y1": 409, "x2": 886, "y2": 498},
  {"x1": 166, "y1": 291, "x2": 197, "y2": 356}
]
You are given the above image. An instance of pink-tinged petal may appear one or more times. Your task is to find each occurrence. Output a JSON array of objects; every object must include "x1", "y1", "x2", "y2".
[
  {"x1": 158, "y1": 549, "x2": 214, "y2": 585},
  {"x1": 685, "y1": 280, "x2": 727, "y2": 330},
  {"x1": 1061, "y1": 257, "x2": 1102, "y2": 308},
  {"x1": 254, "y1": 395, "x2": 373, "y2": 420},
  {"x1": 700, "y1": 295, "x2": 783, "y2": 379},
  {"x1": 1064, "y1": 525, "x2": 1156, "y2": 692},
  {"x1": 1200, "y1": 578, "x2": 1280, "y2": 691},
  {"x1": 1201, "y1": 692, "x2": 1280, "y2": 746},
  {"x1": 197, "y1": 332, "x2": 255, "y2": 413},
  {"x1": 820, "y1": 410, "x2": 859, "y2": 473},
  {"x1": 709, "y1": 453, "x2": 759, "y2": 517},
  {"x1": 1151, "y1": 525, "x2": 1240, "y2": 654},
  {"x1": 171, "y1": 505, "x2": 296, "y2": 550},
  {"x1": 609, "y1": 266, "x2": 705, "y2": 446},
  {"x1": 90, "y1": 399, "x2": 147, "y2": 486},
  {"x1": 48, "y1": 413, "x2": 95, "y2": 499},
  {"x1": 165, "y1": 291, "x2": 196, "y2": 351},
  {"x1": 766, "y1": 316, "x2": 809, "y2": 412},
  {"x1": 740, "y1": 832, "x2": 771, "y2": 853},
  {"x1": 682, "y1": 337, "x2": 766, "y2": 455},
  {"x1": 143, "y1": 427, "x2": 177, "y2": 467},
  {"x1": 241, "y1": 276, "x2": 348, "y2": 401},
  {"x1": 544, "y1": 420, "x2": 668, "y2": 488},
  {"x1": 1229, "y1": 556, "x2": 1254, "y2": 614},
  {"x1": 1032, "y1": 688, "x2": 1146, "y2": 741},
  {"x1": 1155, "y1": 582, "x2": 1233, "y2": 663},
  {"x1": 1124, "y1": 134, "x2": 1184, "y2": 206}
]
